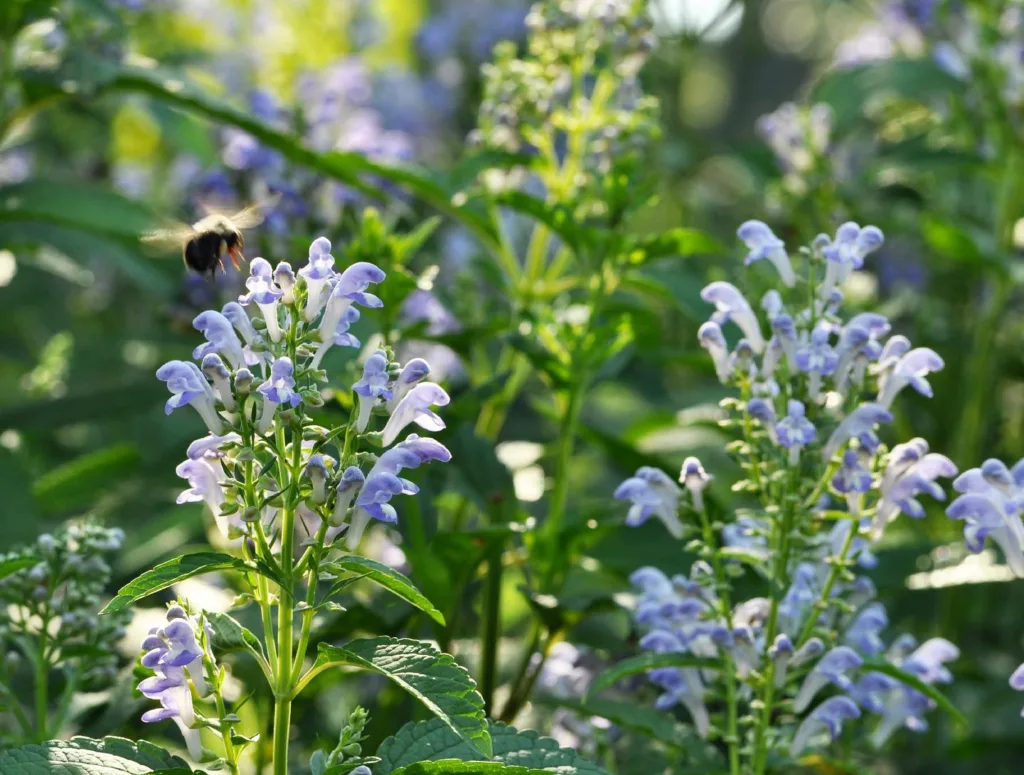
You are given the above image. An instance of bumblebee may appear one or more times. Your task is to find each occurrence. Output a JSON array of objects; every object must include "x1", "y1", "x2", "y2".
[{"x1": 141, "y1": 200, "x2": 274, "y2": 278}]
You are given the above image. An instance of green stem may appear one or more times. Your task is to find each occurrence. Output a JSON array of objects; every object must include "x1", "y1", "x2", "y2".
[
  {"x1": 479, "y1": 540, "x2": 503, "y2": 715},
  {"x1": 695, "y1": 507, "x2": 740, "y2": 775},
  {"x1": 497, "y1": 621, "x2": 543, "y2": 723},
  {"x1": 751, "y1": 471, "x2": 799, "y2": 775},
  {"x1": 271, "y1": 694, "x2": 292, "y2": 775},
  {"x1": 539, "y1": 381, "x2": 585, "y2": 589},
  {"x1": 794, "y1": 511, "x2": 860, "y2": 649},
  {"x1": 34, "y1": 630, "x2": 47, "y2": 741},
  {"x1": 212, "y1": 670, "x2": 240, "y2": 775},
  {"x1": 49, "y1": 667, "x2": 80, "y2": 738}
]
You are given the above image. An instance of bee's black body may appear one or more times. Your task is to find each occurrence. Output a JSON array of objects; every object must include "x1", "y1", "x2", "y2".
[{"x1": 183, "y1": 228, "x2": 243, "y2": 279}]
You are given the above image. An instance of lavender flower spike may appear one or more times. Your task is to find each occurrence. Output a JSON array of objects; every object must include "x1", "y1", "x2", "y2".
[
  {"x1": 299, "y1": 237, "x2": 336, "y2": 321},
  {"x1": 380, "y1": 382, "x2": 450, "y2": 448},
  {"x1": 947, "y1": 490, "x2": 1024, "y2": 576},
  {"x1": 255, "y1": 357, "x2": 301, "y2": 434},
  {"x1": 157, "y1": 360, "x2": 223, "y2": 433},
  {"x1": 701, "y1": 281, "x2": 765, "y2": 353},
  {"x1": 239, "y1": 258, "x2": 285, "y2": 342},
  {"x1": 698, "y1": 321, "x2": 732, "y2": 384},
  {"x1": 738, "y1": 220, "x2": 795, "y2": 287},
  {"x1": 876, "y1": 348, "x2": 945, "y2": 408},
  {"x1": 793, "y1": 646, "x2": 863, "y2": 713},
  {"x1": 615, "y1": 467, "x2": 684, "y2": 538},
  {"x1": 746, "y1": 398, "x2": 778, "y2": 444},
  {"x1": 353, "y1": 350, "x2": 393, "y2": 433},
  {"x1": 823, "y1": 403, "x2": 892, "y2": 461},
  {"x1": 790, "y1": 697, "x2": 861, "y2": 758},
  {"x1": 193, "y1": 310, "x2": 246, "y2": 370}
]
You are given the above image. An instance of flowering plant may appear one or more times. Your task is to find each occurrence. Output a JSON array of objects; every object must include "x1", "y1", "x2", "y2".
[{"x1": 609, "y1": 219, "x2": 963, "y2": 773}]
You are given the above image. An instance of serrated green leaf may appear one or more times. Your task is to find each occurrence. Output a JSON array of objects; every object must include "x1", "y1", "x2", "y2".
[
  {"x1": 0, "y1": 736, "x2": 198, "y2": 774},
  {"x1": 588, "y1": 653, "x2": 721, "y2": 695},
  {"x1": 376, "y1": 720, "x2": 612, "y2": 775},
  {"x1": 0, "y1": 555, "x2": 35, "y2": 581},
  {"x1": 313, "y1": 637, "x2": 491, "y2": 757},
  {"x1": 862, "y1": 660, "x2": 967, "y2": 727},
  {"x1": 205, "y1": 611, "x2": 264, "y2": 658},
  {"x1": 377, "y1": 718, "x2": 481, "y2": 775},
  {"x1": 321, "y1": 555, "x2": 445, "y2": 626},
  {"x1": 486, "y1": 723, "x2": 611, "y2": 775},
  {"x1": 101, "y1": 552, "x2": 279, "y2": 614}
]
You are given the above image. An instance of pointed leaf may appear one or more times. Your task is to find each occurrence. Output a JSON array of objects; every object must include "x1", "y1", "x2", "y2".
[
  {"x1": 321, "y1": 556, "x2": 445, "y2": 626},
  {"x1": 101, "y1": 552, "x2": 280, "y2": 614},
  {"x1": 313, "y1": 637, "x2": 491, "y2": 757},
  {"x1": 205, "y1": 611, "x2": 264, "y2": 658},
  {"x1": 588, "y1": 653, "x2": 721, "y2": 695},
  {"x1": 0, "y1": 555, "x2": 35, "y2": 581}
]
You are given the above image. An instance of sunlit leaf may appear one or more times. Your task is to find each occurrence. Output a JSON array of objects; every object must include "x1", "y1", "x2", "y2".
[
  {"x1": 0, "y1": 736, "x2": 198, "y2": 774},
  {"x1": 321, "y1": 555, "x2": 446, "y2": 626}
]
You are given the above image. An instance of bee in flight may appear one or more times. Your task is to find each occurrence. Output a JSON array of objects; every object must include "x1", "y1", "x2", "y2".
[{"x1": 141, "y1": 198, "x2": 277, "y2": 279}]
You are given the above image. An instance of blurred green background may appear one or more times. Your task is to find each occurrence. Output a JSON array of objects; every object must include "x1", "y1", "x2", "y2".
[{"x1": 2, "y1": 0, "x2": 1024, "y2": 772}]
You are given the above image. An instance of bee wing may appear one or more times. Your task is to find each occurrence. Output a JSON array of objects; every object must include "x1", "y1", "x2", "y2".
[
  {"x1": 139, "y1": 224, "x2": 196, "y2": 254},
  {"x1": 229, "y1": 193, "x2": 282, "y2": 229}
]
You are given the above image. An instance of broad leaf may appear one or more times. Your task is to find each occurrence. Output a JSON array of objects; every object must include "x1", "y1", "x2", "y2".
[
  {"x1": 377, "y1": 718, "x2": 479, "y2": 775},
  {"x1": 862, "y1": 660, "x2": 967, "y2": 727},
  {"x1": 0, "y1": 555, "x2": 35, "y2": 581},
  {"x1": 314, "y1": 638, "x2": 491, "y2": 757},
  {"x1": 206, "y1": 611, "x2": 264, "y2": 658},
  {"x1": 487, "y1": 723, "x2": 611, "y2": 774},
  {"x1": 812, "y1": 58, "x2": 966, "y2": 130},
  {"x1": 377, "y1": 720, "x2": 612, "y2": 775},
  {"x1": 321, "y1": 555, "x2": 445, "y2": 626},
  {"x1": 0, "y1": 736, "x2": 197, "y2": 774},
  {"x1": 393, "y1": 764, "x2": 549, "y2": 775},
  {"x1": 588, "y1": 653, "x2": 721, "y2": 695},
  {"x1": 33, "y1": 444, "x2": 140, "y2": 516},
  {"x1": 101, "y1": 552, "x2": 280, "y2": 614},
  {"x1": 0, "y1": 181, "x2": 160, "y2": 239}
]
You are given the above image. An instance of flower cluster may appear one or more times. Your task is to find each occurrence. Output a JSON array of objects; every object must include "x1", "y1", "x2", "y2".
[
  {"x1": 471, "y1": 0, "x2": 659, "y2": 210},
  {"x1": 0, "y1": 522, "x2": 130, "y2": 695},
  {"x1": 156, "y1": 236, "x2": 453, "y2": 551},
  {"x1": 756, "y1": 102, "x2": 834, "y2": 196},
  {"x1": 614, "y1": 219, "x2": 959, "y2": 766},
  {"x1": 138, "y1": 604, "x2": 214, "y2": 761}
]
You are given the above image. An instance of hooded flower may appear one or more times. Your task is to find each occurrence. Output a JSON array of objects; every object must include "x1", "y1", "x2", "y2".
[
  {"x1": 876, "y1": 348, "x2": 944, "y2": 408},
  {"x1": 871, "y1": 447, "x2": 956, "y2": 538},
  {"x1": 193, "y1": 310, "x2": 246, "y2": 370},
  {"x1": 790, "y1": 697, "x2": 861, "y2": 757},
  {"x1": 299, "y1": 237, "x2": 336, "y2": 320},
  {"x1": 701, "y1": 281, "x2": 765, "y2": 353},
  {"x1": 698, "y1": 321, "x2": 732, "y2": 383},
  {"x1": 818, "y1": 222, "x2": 884, "y2": 298},
  {"x1": 947, "y1": 458, "x2": 1024, "y2": 576},
  {"x1": 777, "y1": 399, "x2": 816, "y2": 464},
  {"x1": 318, "y1": 261, "x2": 386, "y2": 344},
  {"x1": 387, "y1": 358, "x2": 431, "y2": 412},
  {"x1": 615, "y1": 467, "x2": 684, "y2": 538},
  {"x1": 256, "y1": 357, "x2": 302, "y2": 433},
  {"x1": 239, "y1": 258, "x2": 285, "y2": 342},
  {"x1": 201, "y1": 354, "x2": 235, "y2": 411},
  {"x1": 353, "y1": 350, "x2": 392, "y2": 432},
  {"x1": 822, "y1": 403, "x2": 892, "y2": 461},
  {"x1": 157, "y1": 360, "x2": 223, "y2": 434},
  {"x1": 793, "y1": 646, "x2": 863, "y2": 713},
  {"x1": 380, "y1": 382, "x2": 450, "y2": 447},
  {"x1": 737, "y1": 220, "x2": 795, "y2": 286}
]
